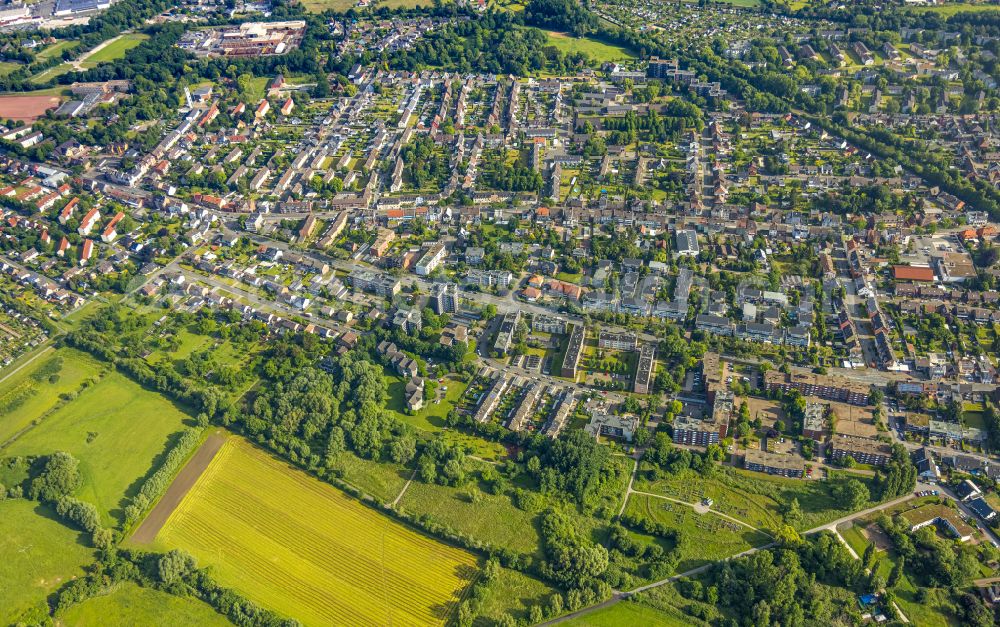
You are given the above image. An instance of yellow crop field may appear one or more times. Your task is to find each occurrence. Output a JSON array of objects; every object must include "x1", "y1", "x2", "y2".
[{"x1": 144, "y1": 437, "x2": 478, "y2": 626}]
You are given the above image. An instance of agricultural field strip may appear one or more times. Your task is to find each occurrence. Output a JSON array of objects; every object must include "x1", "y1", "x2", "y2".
[{"x1": 157, "y1": 440, "x2": 476, "y2": 625}]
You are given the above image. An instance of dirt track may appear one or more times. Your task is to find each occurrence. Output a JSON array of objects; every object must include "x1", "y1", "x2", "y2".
[{"x1": 130, "y1": 431, "x2": 227, "y2": 544}]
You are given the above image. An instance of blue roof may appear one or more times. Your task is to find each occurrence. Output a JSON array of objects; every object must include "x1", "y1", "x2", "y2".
[{"x1": 858, "y1": 593, "x2": 878, "y2": 606}]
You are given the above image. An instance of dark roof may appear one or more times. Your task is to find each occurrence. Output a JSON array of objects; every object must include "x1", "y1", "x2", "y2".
[
  {"x1": 968, "y1": 496, "x2": 996, "y2": 519},
  {"x1": 955, "y1": 479, "x2": 981, "y2": 500}
]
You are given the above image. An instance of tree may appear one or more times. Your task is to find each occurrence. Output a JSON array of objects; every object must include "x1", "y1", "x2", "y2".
[
  {"x1": 783, "y1": 497, "x2": 803, "y2": 527},
  {"x1": 834, "y1": 478, "x2": 870, "y2": 511},
  {"x1": 29, "y1": 452, "x2": 82, "y2": 502},
  {"x1": 158, "y1": 549, "x2": 196, "y2": 583}
]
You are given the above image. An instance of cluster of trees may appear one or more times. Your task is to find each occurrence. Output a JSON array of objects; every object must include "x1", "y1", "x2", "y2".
[
  {"x1": 538, "y1": 509, "x2": 609, "y2": 586},
  {"x1": 643, "y1": 432, "x2": 725, "y2": 476},
  {"x1": 390, "y1": 14, "x2": 590, "y2": 76},
  {"x1": 481, "y1": 152, "x2": 544, "y2": 192},
  {"x1": 601, "y1": 103, "x2": 705, "y2": 145},
  {"x1": 524, "y1": 0, "x2": 599, "y2": 37},
  {"x1": 400, "y1": 135, "x2": 448, "y2": 190},
  {"x1": 703, "y1": 534, "x2": 879, "y2": 624},
  {"x1": 871, "y1": 444, "x2": 917, "y2": 501},
  {"x1": 606, "y1": 523, "x2": 679, "y2": 585},
  {"x1": 52, "y1": 548, "x2": 295, "y2": 627},
  {"x1": 124, "y1": 429, "x2": 202, "y2": 525},
  {"x1": 28, "y1": 451, "x2": 81, "y2": 502}
]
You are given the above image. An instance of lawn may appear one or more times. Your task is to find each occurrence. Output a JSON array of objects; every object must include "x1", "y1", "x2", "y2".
[
  {"x1": 385, "y1": 371, "x2": 506, "y2": 460},
  {"x1": 3, "y1": 369, "x2": 193, "y2": 525},
  {"x1": 0, "y1": 61, "x2": 22, "y2": 76},
  {"x1": 634, "y1": 465, "x2": 877, "y2": 532},
  {"x1": 34, "y1": 39, "x2": 78, "y2": 62},
  {"x1": 139, "y1": 437, "x2": 478, "y2": 626},
  {"x1": 624, "y1": 494, "x2": 771, "y2": 572},
  {"x1": 0, "y1": 499, "x2": 96, "y2": 625},
  {"x1": 564, "y1": 599, "x2": 692, "y2": 627},
  {"x1": 542, "y1": 31, "x2": 636, "y2": 64},
  {"x1": 29, "y1": 63, "x2": 74, "y2": 84},
  {"x1": 79, "y1": 34, "x2": 148, "y2": 67},
  {"x1": 0, "y1": 348, "x2": 104, "y2": 445},
  {"x1": 59, "y1": 582, "x2": 231, "y2": 627}
]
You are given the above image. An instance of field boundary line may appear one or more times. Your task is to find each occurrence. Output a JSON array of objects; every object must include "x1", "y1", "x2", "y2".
[
  {"x1": 129, "y1": 431, "x2": 228, "y2": 545},
  {"x1": 0, "y1": 344, "x2": 53, "y2": 388}
]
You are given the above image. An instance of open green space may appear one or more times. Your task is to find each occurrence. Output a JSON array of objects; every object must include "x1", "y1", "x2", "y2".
[
  {"x1": 634, "y1": 465, "x2": 877, "y2": 532},
  {"x1": 30, "y1": 63, "x2": 74, "y2": 84},
  {"x1": 473, "y1": 567, "x2": 556, "y2": 625},
  {"x1": 0, "y1": 61, "x2": 22, "y2": 76},
  {"x1": 60, "y1": 582, "x2": 232, "y2": 627},
  {"x1": 0, "y1": 348, "x2": 104, "y2": 445},
  {"x1": 328, "y1": 450, "x2": 411, "y2": 502},
  {"x1": 4, "y1": 369, "x2": 193, "y2": 525},
  {"x1": 624, "y1": 494, "x2": 771, "y2": 572},
  {"x1": 384, "y1": 371, "x2": 506, "y2": 459},
  {"x1": 564, "y1": 599, "x2": 692, "y2": 627},
  {"x1": 298, "y1": 0, "x2": 356, "y2": 11},
  {"x1": 398, "y1": 464, "x2": 544, "y2": 556},
  {"x1": 80, "y1": 34, "x2": 148, "y2": 67},
  {"x1": 35, "y1": 39, "x2": 78, "y2": 62},
  {"x1": 0, "y1": 499, "x2": 96, "y2": 625},
  {"x1": 542, "y1": 31, "x2": 636, "y2": 63},
  {"x1": 904, "y1": 1, "x2": 1000, "y2": 15}
]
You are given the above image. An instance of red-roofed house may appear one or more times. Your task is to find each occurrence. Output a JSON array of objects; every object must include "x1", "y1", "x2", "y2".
[
  {"x1": 281, "y1": 98, "x2": 295, "y2": 116},
  {"x1": 101, "y1": 211, "x2": 125, "y2": 243},
  {"x1": 59, "y1": 197, "x2": 79, "y2": 223},
  {"x1": 79, "y1": 239, "x2": 93, "y2": 266},
  {"x1": 57, "y1": 236, "x2": 69, "y2": 257},
  {"x1": 78, "y1": 207, "x2": 101, "y2": 236},
  {"x1": 893, "y1": 265, "x2": 936, "y2": 282}
]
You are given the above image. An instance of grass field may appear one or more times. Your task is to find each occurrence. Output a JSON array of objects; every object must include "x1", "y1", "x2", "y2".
[
  {"x1": 543, "y1": 31, "x2": 636, "y2": 63},
  {"x1": 399, "y1": 469, "x2": 544, "y2": 555},
  {"x1": 328, "y1": 451, "x2": 411, "y2": 502},
  {"x1": 141, "y1": 437, "x2": 478, "y2": 625},
  {"x1": 298, "y1": 0, "x2": 355, "y2": 11},
  {"x1": 0, "y1": 61, "x2": 22, "y2": 76},
  {"x1": 29, "y1": 63, "x2": 74, "y2": 84},
  {"x1": 80, "y1": 34, "x2": 148, "y2": 67},
  {"x1": 473, "y1": 567, "x2": 556, "y2": 624},
  {"x1": 34, "y1": 39, "x2": 78, "y2": 62},
  {"x1": 904, "y1": 1, "x2": 1000, "y2": 14},
  {"x1": 3, "y1": 369, "x2": 193, "y2": 525},
  {"x1": 384, "y1": 371, "x2": 506, "y2": 460},
  {"x1": 0, "y1": 500, "x2": 96, "y2": 625},
  {"x1": 564, "y1": 599, "x2": 692, "y2": 626},
  {"x1": 634, "y1": 465, "x2": 876, "y2": 531},
  {"x1": 0, "y1": 348, "x2": 103, "y2": 445},
  {"x1": 624, "y1": 494, "x2": 771, "y2": 572},
  {"x1": 60, "y1": 583, "x2": 231, "y2": 627}
]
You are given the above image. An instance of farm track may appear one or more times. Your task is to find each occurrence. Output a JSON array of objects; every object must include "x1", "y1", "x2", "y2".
[{"x1": 129, "y1": 431, "x2": 227, "y2": 544}]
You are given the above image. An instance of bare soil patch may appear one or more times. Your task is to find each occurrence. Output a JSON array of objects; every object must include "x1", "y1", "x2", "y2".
[
  {"x1": 129, "y1": 431, "x2": 227, "y2": 544},
  {"x1": 0, "y1": 95, "x2": 61, "y2": 121}
]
